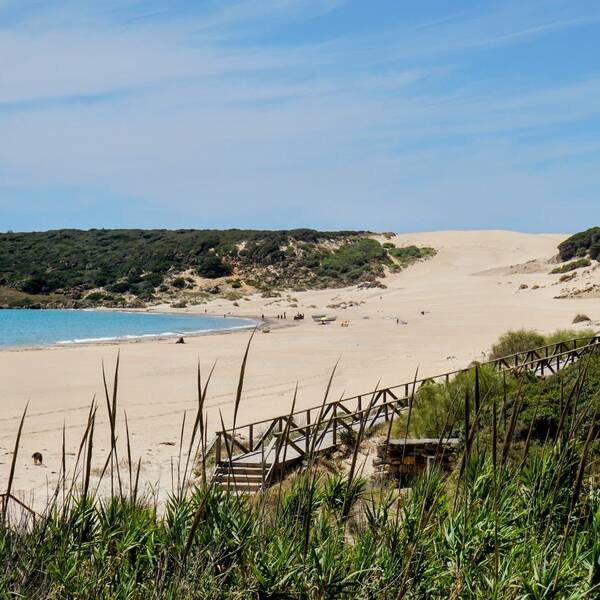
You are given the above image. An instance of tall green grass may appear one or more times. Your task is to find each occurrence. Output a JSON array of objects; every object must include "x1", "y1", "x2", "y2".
[
  {"x1": 1, "y1": 336, "x2": 599, "y2": 598},
  {"x1": 2, "y1": 453, "x2": 599, "y2": 597}
]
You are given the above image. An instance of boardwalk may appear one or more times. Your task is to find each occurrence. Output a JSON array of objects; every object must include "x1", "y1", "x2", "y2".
[{"x1": 210, "y1": 335, "x2": 600, "y2": 492}]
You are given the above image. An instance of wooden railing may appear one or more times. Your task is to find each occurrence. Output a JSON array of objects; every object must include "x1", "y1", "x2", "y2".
[{"x1": 212, "y1": 335, "x2": 600, "y2": 473}]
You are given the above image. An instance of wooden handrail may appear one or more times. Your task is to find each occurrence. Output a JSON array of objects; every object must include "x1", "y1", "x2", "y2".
[
  {"x1": 219, "y1": 336, "x2": 599, "y2": 437},
  {"x1": 209, "y1": 335, "x2": 600, "y2": 469}
]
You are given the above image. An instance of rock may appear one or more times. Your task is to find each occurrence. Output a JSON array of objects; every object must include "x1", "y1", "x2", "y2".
[
  {"x1": 357, "y1": 280, "x2": 387, "y2": 290},
  {"x1": 127, "y1": 298, "x2": 146, "y2": 308}
]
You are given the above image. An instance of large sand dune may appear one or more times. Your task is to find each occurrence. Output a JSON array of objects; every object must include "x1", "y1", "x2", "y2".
[{"x1": 1, "y1": 230, "x2": 598, "y2": 509}]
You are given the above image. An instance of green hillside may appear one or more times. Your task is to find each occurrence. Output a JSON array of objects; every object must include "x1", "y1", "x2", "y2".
[
  {"x1": 558, "y1": 227, "x2": 600, "y2": 261},
  {"x1": 0, "y1": 229, "x2": 434, "y2": 307}
]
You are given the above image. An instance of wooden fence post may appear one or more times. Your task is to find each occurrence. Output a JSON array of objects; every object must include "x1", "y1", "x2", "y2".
[
  {"x1": 216, "y1": 433, "x2": 222, "y2": 465},
  {"x1": 332, "y1": 405, "x2": 337, "y2": 447}
]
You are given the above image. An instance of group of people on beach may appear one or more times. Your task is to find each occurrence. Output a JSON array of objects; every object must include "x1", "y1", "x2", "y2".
[{"x1": 260, "y1": 312, "x2": 305, "y2": 321}]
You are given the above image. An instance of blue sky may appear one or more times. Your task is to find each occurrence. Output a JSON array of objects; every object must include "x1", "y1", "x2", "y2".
[{"x1": 1, "y1": 0, "x2": 599, "y2": 233}]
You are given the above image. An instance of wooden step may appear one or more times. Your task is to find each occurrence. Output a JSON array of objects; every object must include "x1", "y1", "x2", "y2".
[
  {"x1": 214, "y1": 480, "x2": 262, "y2": 492},
  {"x1": 214, "y1": 478, "x2": 261, "y2": 488},
  {"x1": 216, "y1": 462, "x2": 270, "y2": 469},
  {"x1": 213, "y1": 473, "x2": 264, "y2": 483},
  {"x1": 215, "y1": 463, "x2": 271, "y2": 475}
]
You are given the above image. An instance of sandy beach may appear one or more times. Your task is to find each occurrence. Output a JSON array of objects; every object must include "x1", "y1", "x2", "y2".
[{"x1": 2, "y1": 230, "x2": 598, "y2": 509}]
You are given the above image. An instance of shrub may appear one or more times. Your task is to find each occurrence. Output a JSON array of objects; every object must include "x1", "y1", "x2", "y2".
[
  {"x1": 393, "y1": 364, "x2": 506, "y2": 438},
  {"x1": 557, "y1": 226, "x2": 600, "y2": 261},
  {"x1": 133, "y1": 288, "x2": 155, "y2": 301},
  {"x1": 85, "y1": 292, "x2": 108, "y2": 303},
  {"x1": 106, "y1": 281, "x2": 131, "y2": 294},
  {"x1": 387, "y1": 245, "x2": 436, "y2": 266},
  {"x1": 143, "y1": 272, "x2": 163, "y2": 287},
  {"x1": 550, "y1": 258, "x2": 591, "y2": 274},
  {"x1": 20, "y1": 272, "x2": 66, "y2": 294},
  {"x1": 7, "y1": 297, "x2": 33, "y2": 307},
  {"x1": 242, "y1": 236, "x2": 287, "y2": 264},
  {"x1": 544, "y1": 329, "x2": 592, "y2": 347},
  {"x1": 197, "y1": 255, "x2": 232, "y2": 279},
  {"x1": 518, "y1": 354, "x2": 600, "y2": 442},
  {"x1": 489, "y1": 330, "x2": 546, "y2": 361},
  {"x1": 318, "y1": 238, "x2": 388, "y2": 280}
]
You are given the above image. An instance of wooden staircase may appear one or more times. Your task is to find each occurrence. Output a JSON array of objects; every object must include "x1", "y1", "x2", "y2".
[
  {"x1": 213, "y1": 462, "x2": 268, "y2": 493},
  {"x1": 208, "y1": 335, "x2": 600, "y2": 494}
]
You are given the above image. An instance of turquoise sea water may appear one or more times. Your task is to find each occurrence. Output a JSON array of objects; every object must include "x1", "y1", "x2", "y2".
[{"x1": 0, "y1": 309, "x2": 255, "y2": 348}]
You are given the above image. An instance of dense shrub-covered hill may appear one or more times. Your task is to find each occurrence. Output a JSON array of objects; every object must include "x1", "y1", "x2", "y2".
[
  {"x1": 558, "y1": 227, "x2": 600, "y2": 261},
  {"x1": 0, "y1": 229, "x2": 434, "y2": 307}
]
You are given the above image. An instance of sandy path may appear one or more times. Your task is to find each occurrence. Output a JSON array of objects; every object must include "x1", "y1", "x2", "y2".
[{"x1": 1, "y1": 230, "x2": 598, "y2": 509}]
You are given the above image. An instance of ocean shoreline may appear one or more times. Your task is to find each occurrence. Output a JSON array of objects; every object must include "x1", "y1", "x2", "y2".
[{"x1": 0, "y1": 307, "x2": 265, "y2": 352}]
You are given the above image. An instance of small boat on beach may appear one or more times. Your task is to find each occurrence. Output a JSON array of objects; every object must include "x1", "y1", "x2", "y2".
[{"x1": 314, "y1": 314, "x2": 337, "y2": 324}]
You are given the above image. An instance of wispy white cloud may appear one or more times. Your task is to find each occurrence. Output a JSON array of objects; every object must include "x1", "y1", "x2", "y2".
[
  {"x1": 194, "y1": 0, "x2": 345, "y2": 31},
  {"x1": 0, "y1": 0, "x2": 599, "y2": 231}
]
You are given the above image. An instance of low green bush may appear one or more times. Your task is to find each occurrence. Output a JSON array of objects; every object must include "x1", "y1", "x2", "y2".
[
  {"x1": 85, "y1": 292, "x2": 109, "y2": 303},
  {"x1": 393, "y1": 364, "x2": 507, "y2": 439},
  {"x1": 317, "y1": 238, "x2": 389, "y2": 281},
  {"x1": 489, "y1": 330, "x2": 546, "y2": 361},
  {"x1": 106, "y1": 280, "x2": 131, "y2": 294},
  {"x1": 545, "y1": 328, "x2": 593, "y2": 346},
  {"x1": 550, "y1": 258, "x2": 591, "y2": 274},
  {"x1": 387, "y1": 245, "x2": 436, "y2": 266},
  {"x1": 171, "y1": 277, "x2": 187, "y2": 289},
  {"x1": 197, "y1": 254, "x2": 232, "y2": 278}
]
